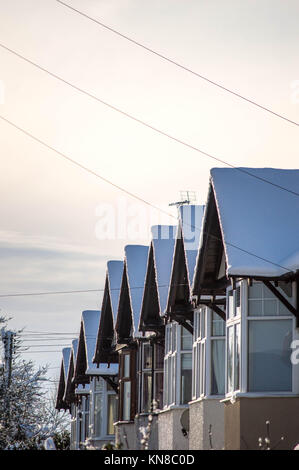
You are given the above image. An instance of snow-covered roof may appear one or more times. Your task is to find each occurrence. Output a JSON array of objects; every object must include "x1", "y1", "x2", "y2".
[
  {"x1": 151, "y1": 225, "x2": 177, "y2": 315},
  {"x1": 62, "y1": 347, "x2": 71, "y2": 382},
  {"x1": 82, "y1": 310, "x2": 118, "y2": 376},
  {"x1": 211, "y1": 167, "x2": 299, "y2": 277},
  {"x1": 179, "y1": 205, "x2": 204, "y2": 286},
  {"x1": 107, "y1": 260, "x2": 124, "y2": 323},
  {"x1": 72, "y1": 338, "x2": 78, "y2": 363},
  {"x1": 125, "y1": 245, "x2": 149, "y2": 337}
]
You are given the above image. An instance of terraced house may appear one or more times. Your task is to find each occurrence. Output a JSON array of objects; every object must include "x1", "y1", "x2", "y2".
[{"x1": 56, "y1": 167, "x2": 299, "y2": 450}]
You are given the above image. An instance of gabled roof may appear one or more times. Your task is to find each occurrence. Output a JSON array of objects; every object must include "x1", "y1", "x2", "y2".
[
  {"x1": 139, "y1": 226, "x2": 176, "y2": 331},
  {"x1": 93, "y1": 261, "x2": 123, "y2": 364},
  {"x1": 193, "y1": 168, "x2": 299, "y2": 297},
  {"x1": 55, "y1": 347, "x2": 71, "y2": 411},
  {"x1": 152, "y1": 225, "x2": 177, "y2": 315},
  {"x1": 179, "y1": 205, "x2": 204, "y2": 286},
  {"x1": 74, "y1": 311, "x2": 118, "y2": 383},
  {"x1": 63, "y1": 339, "x2": 78, "y2": 405},
  {"x1": 108, "y1": 261, "x2": 124, "y2": 323},
  {"x1": 167, "y1": 206, "x2": 204, "y2": 314},
  {"x1": 116, "y1": 245, "x2": 149, "y2": 341}
]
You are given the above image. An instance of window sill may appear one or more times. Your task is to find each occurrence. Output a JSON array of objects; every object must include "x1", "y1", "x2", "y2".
[
  {"x1": 189, "y1": 394, "x2": 225, "y2": 405},
  {"x1": 221, "y1": 391, "x2": 299, "y2": 403},
  {"x1": 160, "y1": 404, "x2": 189, "y2": 414},
  {"x1": 114, "y1": 420, "x2": 135, "y2": 425}
]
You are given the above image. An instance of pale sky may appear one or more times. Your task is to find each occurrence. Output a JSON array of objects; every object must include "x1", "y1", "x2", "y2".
[{"x1": 0, "y1": 0, "x2": 298, "y2": 387}]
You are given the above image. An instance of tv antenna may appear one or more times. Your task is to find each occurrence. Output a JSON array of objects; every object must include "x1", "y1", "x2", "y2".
[{"x1": 169, "y1": 190, "x2": 197, "y2": 208}]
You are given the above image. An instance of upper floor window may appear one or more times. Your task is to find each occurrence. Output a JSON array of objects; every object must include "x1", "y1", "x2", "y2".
[
  {"x1": 192, "y1": 307, "x2": 225, "y2": 400},
  {"x1": 164, "y1": 322, "x2": 192, "y2": 407}
]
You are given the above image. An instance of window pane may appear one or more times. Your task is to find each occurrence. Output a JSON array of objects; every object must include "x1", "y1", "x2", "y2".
[
  {"x1": 248, "y1": 282, "x2": 262, "y2": 299},
  {"x1": 94, "y1": 393, "x2": 103, "y2": 437},
  {"x1": 212, "y1": 312, "x2": 225, "y2": 336},
  {"x1": 264, "y1": 299, "x2": 277, "y2": 316},
  {"x1": 143, "y1": 343, "x2": 152, "y2": 369},
  {"x1": 248, "y1": 299, "x2": 263, "y2": 316},
  {"x1": 85, "y1": 410, "x2": 90, "y2": 440},
  {"x1": 181, "y1": 327, "x2": 192, "y2": 350},
  {"x1": 211, "y1": 339, "x2": 225, "y2": 395},
  {"x1": 181, "y1": 353, "x2": 192, "y2": 404},
  {"x1": 154, "y1": 371, "x2": 163, "y2": 410},
  {"x1": 107, "y1": 395, "x2": 117, "y2": 435},
  {"x1": 235, "y1": 287, "x2": 241, "y2": 316},
  {"x1": 155, "y1": 343, "x2": 164, "y2": 369},
  {"x1": 234, "y1": 324, "x2": 241, "y2": 390},
  {"x1": 227, "y1": 326, "x2": 234, "y2": 393},
  {"x1": 228, "y1": 291, "x2": 234, "y2": 318},
  {"x1": 196, "y1": 344, "x2": 201, "y2": 398},
  {"x1": 124, "y1": 354, "x2": 130, "y2": 378},
  {"x1": 248, "y1": 319, "x2": 292, "y2": 392},
  {"x1": 123, "y1": 381, "x2": 131, "y2": 420},
  {"x1": 142, "y1": 372, "x2": 152, "y2": 413},
  {"x1": 172, "y1": 324, "x2": 177, "y2": 351},
  {"x1": 200, "y1": 343, "x2": 205, "y2": 396},
  {"x1": 200, "y1": 310, "x2": 206, "y2": 338}
]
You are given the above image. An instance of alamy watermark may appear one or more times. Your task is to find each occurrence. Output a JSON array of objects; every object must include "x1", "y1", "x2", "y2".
[{"x1": 94, "y1": 196, "x2": 201, "y2": 248}]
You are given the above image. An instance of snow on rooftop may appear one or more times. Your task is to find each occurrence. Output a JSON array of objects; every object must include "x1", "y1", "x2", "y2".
[
  {"x1": 72, "y1": 338, "x2": 78, "y2": 363},
  {"x1": 107, "y1": 260, "x2": 124, "y2": 323},
  {"x1": 62, "y1": 347, "x2": 71, "y2": 382},
  {"x1": 211, "y1": 167, "x2": 299, "y2": 277},
  {"x1": 82, "y1": 310, "x2": 118, "y2": 376},
  {"x1": 151, "y1": 225, "x2": 177, "y2": 314},
  {"x1": 179, "y1": 205, "x2": 204, "y2": 286},
  {"x1": 125, "y1": 245, "x2": 149, "y2": 337}
]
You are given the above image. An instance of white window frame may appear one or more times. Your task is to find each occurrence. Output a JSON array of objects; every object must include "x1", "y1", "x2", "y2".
[
  {"x1": 225, "y1": 280, "x2": 299, "y2": 398},
  {"x1": 192, "y1": 306, "x2": 226, "y2": 401},
  {"x1": 139, "y1": 342, "x2": 164, "y2": 413},
  {"x1": 91, "y1": 376, "x2": 117, "y2": 440},
  {"x1": 163, "y1": 321, "x2": 192, "y2": 408}
]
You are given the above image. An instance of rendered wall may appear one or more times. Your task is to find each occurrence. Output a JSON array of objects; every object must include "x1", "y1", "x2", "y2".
[
  {"x1": 158, "y1": 407, "x2": 189, "y2": 450},
  {"x1": 135, "y1": 414, "x2": 159, "y2": 450},
  {"x1": 115, "y1": 422, "x2": 136, "y2": 450},
  {"x1": 224, "y1": 396, "x2": 299, "y2": 450},
  {"x1": 189, "y1": 398, "x2": 224, "y2": 450}
]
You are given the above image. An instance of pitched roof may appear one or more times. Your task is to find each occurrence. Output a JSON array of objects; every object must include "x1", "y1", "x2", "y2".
[
  {"x1": 62, "y1": 347, "x2": 71, "y2": 382},
  {"x1": 151, "y1": 225, "x2": 177, "y2": 315},
  {"x1": 81, "y1": 310, "x2": 118, "y2": 375},
  {"x1": 55, "y1": 347, "x2": 71, "y2": 411},
  {"x1": 93, "y1": 260, "x2": 123, "y2": 365},
  {"x1": 125, "y1": 244, "x2": 149, "y2": 336},
  {"x1": 63, "y1": 339, "x2": 78, "y2": 404},
  {"x1": 211, "y1": 167, "x2": 299, "y2": 277},
  {"x1": 107, "y1": 260, "x2": 124, "y2": 323},
  {"x1": 179, "y1": 205, "x2": 204, "y2": 287}
]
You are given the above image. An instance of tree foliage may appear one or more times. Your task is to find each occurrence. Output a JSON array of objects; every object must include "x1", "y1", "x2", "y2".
[{"x1": 0, "y1": 318, "x2": 70, "y2": 450}]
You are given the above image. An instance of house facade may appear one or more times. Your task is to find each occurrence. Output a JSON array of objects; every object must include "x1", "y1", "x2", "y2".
[{"x1": 56, "y1": 167, "x2": 299, "y2": 450}]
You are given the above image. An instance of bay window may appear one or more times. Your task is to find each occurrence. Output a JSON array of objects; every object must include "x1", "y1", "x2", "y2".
[
  {"x1": 225, "y1": 280, "x2": 296, "y2": 396},
  {"x1": 164, "y1": 322, "x2": 192, "y2": 407},
  {"x1": 91, "y1": 377, "x2": 117, "y2": 438},
  {"x1": 138, "y1": 342, "x2": 164, "y2": 413},
  {"x1": 119, "y1": 350, "x2": 136, "y2": 421},
  {"x1": 192, "y1": 307, "x2": 225, "y2": 400}
]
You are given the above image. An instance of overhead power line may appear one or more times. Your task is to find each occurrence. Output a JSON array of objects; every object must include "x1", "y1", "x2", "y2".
[
  {"x1": 0, "y1": 45, "x2": 298, "y2": 200},
  {"x1": 0, "y1": 117, "x2": 292, "y2": 286},
  {"x1": 56, "y1": 0, "x2": 299, "y2": 128}
]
